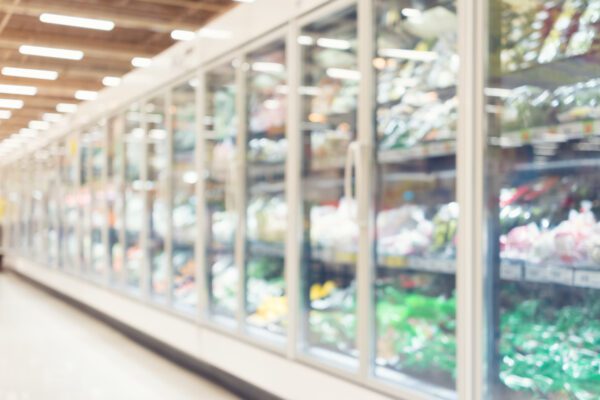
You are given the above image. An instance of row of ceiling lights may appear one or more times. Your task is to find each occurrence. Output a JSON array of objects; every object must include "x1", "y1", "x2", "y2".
[{"x1": 0, "y1": 0, "x2": 256, "y2": 156}]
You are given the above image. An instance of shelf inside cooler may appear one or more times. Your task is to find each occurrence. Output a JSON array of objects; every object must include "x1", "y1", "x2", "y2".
[
  {"x1": 247, "y1": 241, "x2": 285, "y2": 258},
  {"x1": 500, "y1": 259, "x2": 600, "y2": 289},
  {"x1": 378, "y1": 140, "x2": 456, "y2": 164},
  {"x1": 493, "y1": 119, "x2": 600, "y2": 149},
  {"x1": 499, "y1": 50, "x2": 600, "y2": 90}
]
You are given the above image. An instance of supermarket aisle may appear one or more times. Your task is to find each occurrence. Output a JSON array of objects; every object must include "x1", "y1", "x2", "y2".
[{"x1": 0, "y1": 273, "x2": 238, "y2": 400}]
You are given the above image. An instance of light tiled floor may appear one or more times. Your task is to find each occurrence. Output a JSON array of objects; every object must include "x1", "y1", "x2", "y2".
[{"x1": 0, "y1": 273, "x2": 239, "y2": 400}]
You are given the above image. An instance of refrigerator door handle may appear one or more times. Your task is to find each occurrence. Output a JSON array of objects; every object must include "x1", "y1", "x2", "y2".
[{"x1": 344, "y1": 140, "x2": 360, "y2": 204}]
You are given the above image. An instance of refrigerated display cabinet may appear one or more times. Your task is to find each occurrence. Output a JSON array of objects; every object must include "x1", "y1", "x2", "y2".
[
  {"x1": 1, "y1": 0, "x2": 599, "y2": 399},
  {"x1": 171, "y1": 79, "x2": 198, "y2": 312},
  {"x1": 244, "y1": 38, "x2": 288, "y2": 336},
  {"x1": 299, "y1": 4, "x2": 360, "y2": 363},
  {"x1": 123, "y1": 104, "x2": 144, "y2": 293},
  {"x1": 203, "y1": 61, "x2": 239, "y2": 323},
  {"x1": 485, "y1": 0, "x2": 600, "y2": 398},
  {"x1": 147, "y1": 95, "x2": 169, "y2": 302}
]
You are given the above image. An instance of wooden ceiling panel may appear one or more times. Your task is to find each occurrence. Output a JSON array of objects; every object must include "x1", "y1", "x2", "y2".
[{"x1": 0, "y1": 0, "x2": 237, "y2": 140}]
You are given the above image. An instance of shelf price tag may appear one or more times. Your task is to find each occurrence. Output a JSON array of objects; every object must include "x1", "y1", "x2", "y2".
[
  {"x1": 524, "y1": 263, "x2": 548, "y2": 283},
  {"x1": 500, "y1": 260, "x2": 522, "y2": 281},
  {"x1": 574, "y1": 270, "x2": 600, "y2": 289},
  {"x1": 547, "y1": 265, "x2": 574, "y2": 286},
  {"x1": 582, "y1": 121, "x2": 594, "y2": 136}
]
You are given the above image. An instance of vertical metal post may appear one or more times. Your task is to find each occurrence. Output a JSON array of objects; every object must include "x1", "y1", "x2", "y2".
[
  {"x1": 357, "y1": 0, "x2": 375, "y2": 381},
  {"x1": 235, "y1": 55, "x2": 248, "y2": 332},
  {"x1": 118, "y1": 114, "x2": 127, "y2": 289},
  {"x1": 285, "y1": 20, "x2": 301, "y2": 359},
  {"x1": 456, "y1": 0, "x2": 486, "y2": 398},
  {"x1": 196, "y1": 70, "x2": 209, "y2": 322}
]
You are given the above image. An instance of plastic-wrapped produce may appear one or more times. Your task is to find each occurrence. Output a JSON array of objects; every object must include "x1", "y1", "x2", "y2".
[{"x1": 566, "y1": 0, "x2": 600, "y2": 56}]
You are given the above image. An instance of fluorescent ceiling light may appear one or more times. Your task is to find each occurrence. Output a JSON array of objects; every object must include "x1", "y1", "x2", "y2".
[
  {"x1": 171, "y1": 29, "x2": 195, "y2": 41},
  {"x1": 251, "y1": 62, "x2": 285, "y2": 73},
  {"x1": 299, "y1": 86, "x2": 322, "y2": 96},
  {"x1": 40, "y1": 13, "x2": 115, "y2": 31},
  {"x1": 131, "y1": 57, "x2": 152, "y2": 68},
  {"x1": 43, "y1": 113, "x2": 62, "y2": 123},
  {"x1": 0, "y1": 84, "x2": 37, "y2": 96},
  {"x1": 326, "y1": 68, "x2": 360, "y2": 81},
  {"x1": 56, "y1": 103, "x2": 78, "y2": 113},
  {"x1": 188, "y1": 78, "x2": 199, "y2": 87},
  {"x1": 378, "y1": 48, "x2": 437, "y2": 62},
  {"x1": 2, "y1": 67, "x2": 58, "y2": 80},
  {"x1": 316, "y1": 38, "x2": 351, "y2": 50},
  {"x1": 233, "y1": 0, "x2": 255, "y2": 3},
  {"x1": 75, "y1": 90, "x2": 98, "y2": 101},
  {"x1": 484, "y1": 87, "x2": 513, "y2": 98},
  {"x1": 19, "y1": 45, "x2": 84, "y2": 60},
  {"x1": 297, "y1": 35, "x2": 314, "y2": 46},
  {"x1": 102, "y1": 76, "x2": 121, "y2": 87},
  {"x1": 0, "y1": 110, "x2": 12, "y2": 119},
  {"x1": 198, "y1": 28, "x2": 231, "y2": 39},
  {"x1": 401, "y1": 8, "x2": 422, "y2": 18},
  {"x1": 0, "y1": 99, "x2": 24, "y2": 109},
  {"x1": 29, "y1": 120, "x2": 50, "y2": 130}
]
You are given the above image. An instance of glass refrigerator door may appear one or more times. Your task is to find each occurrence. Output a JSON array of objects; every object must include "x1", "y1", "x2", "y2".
[
  {"x1": 107, "y1": 116, "x2": 124, "y2": 285},
  {"x1": 47, "y1": 146, "x2": 61, "y2": 268},
  {"x1": 204, "y1": 63, "x2": 238, "y2": 323},
  {"x1": 485, "y1": 0, "x2": 600, "y2": 398},
  {"x1": 80, "y1": 131, "x2": 92, "y2": 275},
  {"x1": 299, "y1": 6, "x2": 359, "y2": 362},
  {"x1": 147, "y1": 96, "x2": 169, "y2": 302},
  {"x1": 244, "y1": 40, "x2": 288, "y2": 337},
  {"x1": 124, "y1": 105, "x2": 144, "y2": 292},
  {"x1": 372, "y1": 0, "x2": 458, "y2": 395},
  {"x1": 172, "y1": 80, "x2": 197, "y2": 312},
  {"x1": 63, "y1": 136, "x2": 79, "y2": 273},
  {"x1": 90, "y1": 126, "x2": 105, "y2": 279}
]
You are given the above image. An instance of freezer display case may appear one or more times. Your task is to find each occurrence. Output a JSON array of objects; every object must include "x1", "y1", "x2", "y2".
[
  {"x1": 89, "y1": 125, "x2": 106, "y2": 279},
  {"x1": 299, "y1": 5, "x2": 359, "y2": 361},
  {"x1": 107, "y1": 115, "x2": 124, "y2": 285},
  {"x1": 124, "y1": 105, "x2": 144, "y2": 292},
  {"x1": 204, "y1": 62, "x2": 238, "y2": 322},
  {"x1": 372, "y1": 0, "x2": 458, "y2": 394},
  {"x1": 80, "y1": 130, "x2": 92, "y2": 274},
  {"x1": 46, "y1": 144, "x2": 62, "y2": 268},
  {"x1": 171, "y1": 79, "x2": 197, "y2": 311},
  {"x1": 30, "y1": 154, "x2": 46, "y2": 263},
  {"x1": 244, "y1": 39, "x2": 288, "y2": 336},
  {"x1": 147, "y1": 95, "x2": 169, "y2": 302},
  {"x1": 61, "y1": 136, "x2": 79, "y2": 272},
  {"x1": 485, "y1": 0, "x2": 600, "y2": 398}
]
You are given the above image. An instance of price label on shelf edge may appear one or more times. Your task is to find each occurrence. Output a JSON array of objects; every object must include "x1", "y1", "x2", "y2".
[
  {"x1": 500, "y1": 260, "x2": 523, "y2": 281},
  {"x1": 546, "y1": 265, "x2": 574, "y2": 286},
  {"x1": 524, "y1": 264, "x2": 549, "y2": 283},
  {"x1": 574, "y1": 270, "x2": 600, "y2": 289}
]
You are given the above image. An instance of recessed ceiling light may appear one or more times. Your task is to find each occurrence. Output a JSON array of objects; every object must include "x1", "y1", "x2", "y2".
[
  {"x1": 171, "y1": 29, "x2": 195, "y2": 41},
  {"x1": 56, "y1": 103, "x2": 78, "y2": 113},
  {"x1": 326, "y1": 68, "x2": 361, "y2": 81},
  {"x1": 43, "y1": 113, "x2": 62, "y2": 122},
  {"x1": 39, "y1": 13, "x2": 115, "y2": 31},
  {"x1": 2, "y1": 67, "x2": 58, "y2": 80},
  {"x1": 29, "y1": 120, "x2": 50, "y2": 130},
  {"x1": 0, "y1": 99, "x2": 24, "y2": 109},
  {"x1": 19, "y1": 45, "x2": 84, "y2": 60},
  {"x1": 251, "y1": 62, "x2": 285, "y2": 73},
  {"x1": 75, "y1": 90, "x2": 98, "y2": 101},
  {"x1": 0, "y1": 84, "x2": 37, "y2": 96},
  {"x1": 102, "y1": 76, "x2": 121, "y2": 87},
  {"x1": 0, "y1": 110, "x2": 12, "y2": 119},
  {"x1": 316, "y1": 38, "x2": 351, "y2": 50},
  {"x1": 198, "y1": 28, "x2": 232, "y2": 39},
  {"x1": 131, "y1": 57, "x2": 152, "y2": 68}
]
